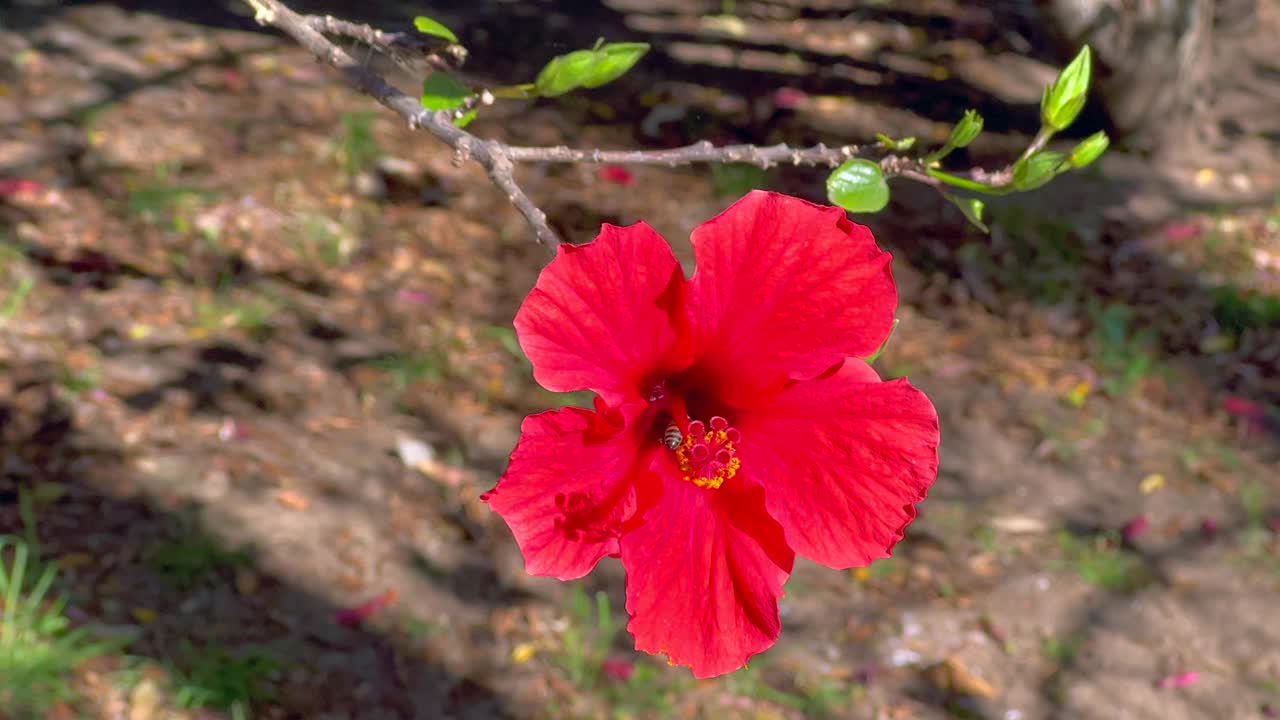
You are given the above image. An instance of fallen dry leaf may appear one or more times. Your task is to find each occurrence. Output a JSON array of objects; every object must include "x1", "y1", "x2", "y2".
[
  {"x1": 235, "y1": 567, "x2": 260, "y2": 596},
  {"x1": 130, "y1": 608, "x2": 157, "y2": 624},
  {"x1": 989, "y1": 515, "x2": 1048, "y2": 534},
  {"x1": 511, "y1": 642, "x2": 537, "y2": 664},
  {"x1": 1139, "y1": 473, "x2": 1166, "y2": 494},
  {"x1": 274, "y1": 489, "x2": 310, "y2": 510},
  {"x1": 924, "y1": 656, "x2": 998, "y2": 698},
  {"x1": 127, "y1": 679, "x2": 162, "y2": 720}
]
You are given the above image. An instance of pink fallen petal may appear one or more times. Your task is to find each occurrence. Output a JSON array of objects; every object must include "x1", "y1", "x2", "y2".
[
  {"x1": 601, "y1": 657, "x2": 635, "y2": 681},
  {"x1": 1223, "y1": 397, "x2": 1268, "y2": 436},
  {"x1": 1121, "y1": 514, "x2": 1149, "y2": 543},
  {"x1": 1223, "y1": 396, "x2": 1265, "y2": 419},
  {"x1": 0, "y1": 179, "x2": 45, "y2": 197},
  {"x1": 597, "y1": 165, "x2": 634, "y2": 186},
  {"x1": 396, "y1": 288, "x2": 430, "y2": 305},
  {"x1": 1155, "y1": 671, "x2": 1198, "y2": 689},
  {"x1": 1268, "y1": 517, "x2": 1280, "y2": 535},
  {"x1": 218, "y1": 418, "x2": 247, "y2": 442},
  {"x1": 1162, "y1": 221, "x2": 1202, "y2": 242},
  {"x1": 772, "y1": 87, "x2": 808, "y2": 109},
  {"x1": 335, "y1": 589, "x2": 398, "y2": 626},
  {"x1": 1200, "y1": 518, "x2": 1219, "y2": 540},
  {"x1": 223, "y1": 68, "x2": 246, "y2": 92}
]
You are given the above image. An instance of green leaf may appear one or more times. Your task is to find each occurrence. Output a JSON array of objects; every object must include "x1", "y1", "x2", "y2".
[
  {"x1": 413, "y1": 16, "x2": 458, "y2": 43},
  {"x1": 925, "y1": 109, "x2": 984, "y2": 162},
  {"x1": 534, "y1": 42, "x2": 650, "y2": 97},
  {"x1": 1041, "y1": 46, "x2": 1092, "y2": 131},
  {"x1": 945, "y1": 194, "x2": 988, "y2": 233},
  {"x1": 534, "y1": 49, "x2": 600, "y2": 97},
  {"x1": 420, "y1": 72, "x2": 472, "y2": 111},
  {"x1": 875, "y1": 133, "x2": 917, "y2": 151},
  {"x1": 826, "y1": 159, "x2": 889, "y2": 213},
  {"x1": 581, "y1": 42, "x2": 649, "y2": 88},
  {"x1": 1013, "y1": 150, "x2": 1068, "y2": 190},
  {"x1": 453, "y1": 109, "x2": 478, "y2": 128},
  {"x1": 1068, "y1": 130, "x2": 1109, "y2": 169}
]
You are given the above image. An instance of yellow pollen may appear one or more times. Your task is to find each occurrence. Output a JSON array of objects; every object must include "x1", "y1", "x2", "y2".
[{"x1": 674, "y1": 427, "x2": 741, "y2": 490}]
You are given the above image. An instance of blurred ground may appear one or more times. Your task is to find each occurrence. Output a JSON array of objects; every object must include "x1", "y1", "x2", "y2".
[{"x1": 1, "y1": 1, "x2": 1279, "y2": 719}]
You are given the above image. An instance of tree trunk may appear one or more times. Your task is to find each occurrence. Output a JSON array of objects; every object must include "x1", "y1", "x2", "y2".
[{"x1": 1035, "y1": 0, "x2": 1216, "y2": 154}]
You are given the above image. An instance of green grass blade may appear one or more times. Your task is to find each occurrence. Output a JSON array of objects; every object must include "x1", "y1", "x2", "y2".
[{"x1": 1, "y1": 539, "x2": 28, "y2": 659}]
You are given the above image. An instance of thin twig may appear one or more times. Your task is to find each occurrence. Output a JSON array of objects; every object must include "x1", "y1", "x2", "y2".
[
  {"x1": 304, "y1": 14, "x2": 466, "y2": 68},
  {"x1": 246, "y1": 0, "x2": 1010, "y2": 247},
  {"x1": 880, "y1": 155, "x2": 941, "y2": 189},
  {"x1": 971, "y1": 166, "x2": 1015, "y2": 188},
  {"x1": 246, "y1": 0, "x2": 560, "y2": 248},
  {"x1": 503, "y1": 140, "x2": 871, "y2": 168}
]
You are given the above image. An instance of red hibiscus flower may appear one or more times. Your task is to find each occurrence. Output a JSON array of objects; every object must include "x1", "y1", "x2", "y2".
[{"x1": 482, "y1": 191, "x2": 939, "y2": 678}]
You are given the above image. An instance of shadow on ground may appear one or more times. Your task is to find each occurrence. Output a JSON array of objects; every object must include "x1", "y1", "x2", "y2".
[
  {"x1": 0, "y1": 358, "x2": 513, "y2": 718},
  {"x1": 2, "y1": 1, "x2": 1278, "y2": 719}
]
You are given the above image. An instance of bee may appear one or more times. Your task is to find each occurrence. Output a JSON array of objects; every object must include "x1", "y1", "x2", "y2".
[{"x1": 662, "y1": 423, "x2": 683, "y2": 450}]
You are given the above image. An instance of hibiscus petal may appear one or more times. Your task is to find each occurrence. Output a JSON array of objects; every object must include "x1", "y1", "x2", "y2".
[
  {"x1": 738, "y1": 360, "x2": 938, "y2": 569},
  {"x1": 621, "y1": 470, "x2": 793, "y2": 678},
  {"x1": 516, "y1": 222, "x2": 686, "y2": 406},
  {"x1": 482, "y1": 405, "x2": 647, "y2": 579},
  {"x1": 687, "y1": 190, "x2": 896, "y2": 395}
]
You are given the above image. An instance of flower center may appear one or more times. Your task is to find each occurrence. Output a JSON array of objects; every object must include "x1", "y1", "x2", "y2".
[{"x1": 670, "y1": 416, "x2": 741, "y2": 490}]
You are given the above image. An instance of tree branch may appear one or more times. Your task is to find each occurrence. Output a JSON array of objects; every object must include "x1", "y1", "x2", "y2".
[
  {"x1": 303, "y1": 14, "x2": 467, "y2": 70},
  {"x1": 245, "y1": 0, "x2": 1007, "y2": 248},
  {"x1": 503, "y1": 140, "x2": 871, "y2": 168},
  {"x1": 246, "y1": 0, "x2": 560, "y2": 248}
]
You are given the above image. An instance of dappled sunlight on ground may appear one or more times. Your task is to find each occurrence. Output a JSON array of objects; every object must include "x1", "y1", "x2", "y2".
[{"x1": 1, "y1": 1, "x2": 1278, "y2": 719}]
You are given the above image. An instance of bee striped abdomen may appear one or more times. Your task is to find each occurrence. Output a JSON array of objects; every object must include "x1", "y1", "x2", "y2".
[{"x1": 662, "y1": 423, "x2": 683, "y2": 450}]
